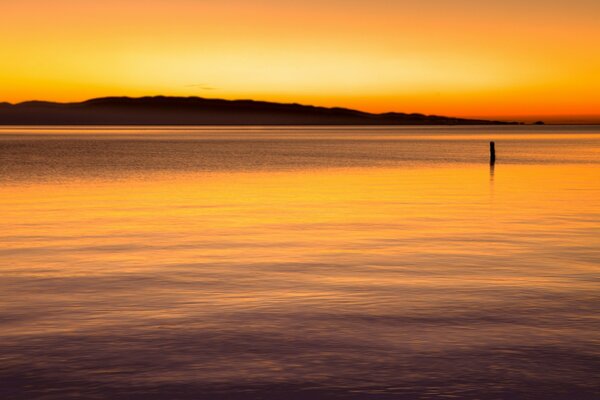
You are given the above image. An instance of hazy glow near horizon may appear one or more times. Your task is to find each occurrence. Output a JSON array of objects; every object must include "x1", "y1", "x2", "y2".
[{"x1": 2, "y1": 0, "x2": 599, "y2": 120}]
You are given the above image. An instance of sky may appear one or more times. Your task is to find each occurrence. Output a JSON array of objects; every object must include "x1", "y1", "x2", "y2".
[{"x1": 1, "y1": 0, "x2": 599, "y2": 121}]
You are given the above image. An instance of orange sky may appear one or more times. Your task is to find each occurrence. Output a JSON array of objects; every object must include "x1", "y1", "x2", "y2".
[{"x1": 1, "y1": 0, "x2": 599, "y2": 121}]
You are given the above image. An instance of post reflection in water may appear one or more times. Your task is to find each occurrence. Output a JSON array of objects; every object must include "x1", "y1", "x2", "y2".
[{"x1": 0, "y1": 126, "x2": 599, "y2": 399}]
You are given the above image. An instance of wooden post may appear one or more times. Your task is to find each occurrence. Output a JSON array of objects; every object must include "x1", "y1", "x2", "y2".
[{"x1": 490, "y1": 141, "x2": 496, "y2": 165}]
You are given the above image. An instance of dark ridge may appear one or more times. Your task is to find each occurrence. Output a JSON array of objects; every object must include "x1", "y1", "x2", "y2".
[{"x1": 0, "y1": 96, "x2": 517, "y2": 125}]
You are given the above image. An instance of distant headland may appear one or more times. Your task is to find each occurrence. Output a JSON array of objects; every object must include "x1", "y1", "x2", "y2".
[{"x1": 0, "y1": 96, "x2": 519, "y2": 125}]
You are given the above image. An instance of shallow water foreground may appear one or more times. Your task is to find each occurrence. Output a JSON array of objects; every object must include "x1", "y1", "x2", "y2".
[{"x1": 1, "y1": 126, "x2": 599, "y2": 399}]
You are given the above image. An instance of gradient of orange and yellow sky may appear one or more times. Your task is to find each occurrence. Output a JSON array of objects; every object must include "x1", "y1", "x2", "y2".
[{"x1": 1, "y1": 0, "x2": 599, "y2": 122}]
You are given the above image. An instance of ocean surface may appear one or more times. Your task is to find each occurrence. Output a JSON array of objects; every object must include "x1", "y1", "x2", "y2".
[{"x1": 1, "y1": 126, "x2": 599, "y2": 399}]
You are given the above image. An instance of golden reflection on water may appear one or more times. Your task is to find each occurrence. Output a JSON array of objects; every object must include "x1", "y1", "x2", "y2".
[
  {"x1": 3, "y1": 164, "x2": 599, "y2": 312},
  {"x1": 1, "y1": 128, "x2": 599, "y2": 399}
]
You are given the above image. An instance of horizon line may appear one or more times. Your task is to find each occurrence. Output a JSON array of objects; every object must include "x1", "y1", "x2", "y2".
[{"x1": 3, "y1": 95, "x2": 600, "y2": 124}]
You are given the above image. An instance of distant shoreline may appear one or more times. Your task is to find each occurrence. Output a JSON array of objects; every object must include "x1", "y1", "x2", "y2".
[
  {"x1": 3, "y1": 124, "x2": 599, "y2": 127},
  {"x1": 0, "y1": 96, "x2": 519, "y2": 126}
]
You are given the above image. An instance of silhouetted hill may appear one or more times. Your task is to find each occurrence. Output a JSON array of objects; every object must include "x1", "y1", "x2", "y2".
[{"x1": 0, "y1": 96, "x2": 515, "y2": 125}]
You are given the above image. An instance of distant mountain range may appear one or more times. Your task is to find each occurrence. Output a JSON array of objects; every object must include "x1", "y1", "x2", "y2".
[{"x1": 0, "y1": 96, "x2": 517, "y2": 125}]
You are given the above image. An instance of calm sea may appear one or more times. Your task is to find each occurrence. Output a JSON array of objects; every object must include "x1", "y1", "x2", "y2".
[{"x1": 1, "y1": 126, "x2": 599, "y2": 399}]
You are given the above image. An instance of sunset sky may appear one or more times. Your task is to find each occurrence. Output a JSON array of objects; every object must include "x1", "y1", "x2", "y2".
[{"x1": 2, "y1": 0, "x2": 599, "y2": 121}]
